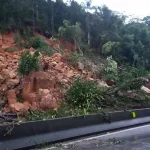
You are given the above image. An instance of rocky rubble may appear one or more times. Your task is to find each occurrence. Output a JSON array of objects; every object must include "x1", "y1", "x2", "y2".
[
  {"x1": 0, "y1": 33, "x2": 150, "y2": 114},
  {"x1": 0, "y1": 47, "x2": 107, "y2": 114},
  {"x1": 0, "y1": 33, "x2": 111, "y2": 114},
  {"x1": 0, "y1": 51, "x2": 22, "y2": 110}
]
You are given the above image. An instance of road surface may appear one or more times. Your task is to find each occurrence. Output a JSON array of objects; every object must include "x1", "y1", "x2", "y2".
[{"x1": 39, "y1": 124, "x2": 150, "y2": 150}]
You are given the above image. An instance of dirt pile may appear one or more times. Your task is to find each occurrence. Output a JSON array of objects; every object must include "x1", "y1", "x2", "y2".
[
  {"x1": 0, "y1": 32, "x2": 108, "y2": 114},
  {"x1": 0, "y1": 51, "x2": 22, "y2": 110},
  {"x1": 0, "y1": 49, "x2": 101, "y2": 114}
]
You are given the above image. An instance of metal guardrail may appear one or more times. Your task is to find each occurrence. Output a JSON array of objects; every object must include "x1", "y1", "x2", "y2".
[{"x1": 1, "y1": 108, "x2": 150, "y2": 150}]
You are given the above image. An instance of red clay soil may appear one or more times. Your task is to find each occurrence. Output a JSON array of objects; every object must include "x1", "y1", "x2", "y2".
[{"x1": 0, "y1": 32, "x2": 103, "y2": 114}]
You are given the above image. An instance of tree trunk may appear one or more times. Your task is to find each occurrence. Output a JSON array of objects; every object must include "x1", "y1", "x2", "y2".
[
  {"x1": 51, "y1": 2, "x2": 55, "y2": 33},
  {"x1": 86, "y1": 13, "x2": 90, "y2": 46}
]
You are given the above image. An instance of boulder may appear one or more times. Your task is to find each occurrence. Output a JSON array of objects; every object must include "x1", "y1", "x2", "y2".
[
  {"x1": 8, "y1": 71, "x2": 17, "y2": 79},
  {"x1": 0, "y1": 84, "x2": 8, "y2": 91},
  {"x1": 0, "y1": 56, "x2": 5, "y2": 62},
  {"x1": 39, "y1": 89, "x2": 50, "y2": 97},
  {"x1": 7, "y1": 79, "x2": 20, "y2": 87},
  {"x1": 141, "y1": 86, "x2": 150, "y2": 94},
  {"x1": 10, "y1": 101, "x2": 30, "y2": 114},
  {"x1": 52, "y1": 53, "x2": 62, "y2": 60},
  {"x1": 77, "y1": 62, "x2": 84, "y2": 71},
  {"x1": 40, "y1": 94, "x2": 58, "y2": 110},
  {"x1": 0, "y1": 34, "x2": 2, "y2": 47},
  {"x1": 105, "y1": 79, "x2": 116, "y2": 86},
  {"x1": 21, "y1": 71, "x2": 60, "y2": 110},
  {"x1": 97, "y1": 80, "x2": 109, "y2": 88},
  {"x1": 7, "y1": 90, "x2": 17, "y2": 105}
]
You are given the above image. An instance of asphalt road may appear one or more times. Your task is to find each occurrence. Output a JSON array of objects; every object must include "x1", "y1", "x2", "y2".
[{"x1": 39, "y1": 124, "x2": 150, "y2": 150}]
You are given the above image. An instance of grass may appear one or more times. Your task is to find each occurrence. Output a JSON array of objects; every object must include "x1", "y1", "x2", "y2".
[
  {"x1": 22, "y1": 89, "x2": 150, "y2": 122},
  {"x1": 16, "y1": 94, "x2": 23, "y2": 103},
  {"x1": 23, "y1": 103, "x2": 109, "y2": 121}
]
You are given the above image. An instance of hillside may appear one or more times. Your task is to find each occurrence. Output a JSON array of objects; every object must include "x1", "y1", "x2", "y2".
[
  {"x1": 1, "y1": 1, "x2": 150, "y2": 120},
  {"x1": 0, "y1": 32, "x2": 105, "y2": 114},
  {"x1": 0, "y1": 32, "x2": 149, "y2": 120}
]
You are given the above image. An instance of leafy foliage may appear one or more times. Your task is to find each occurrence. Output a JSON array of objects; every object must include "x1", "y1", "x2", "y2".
[
  {"x1": 26, "y1": 36, "x2": 55, "y2": 56},
  {"x1": 59, "y1": 20, "x2": 84, "y2": 43},
  {"x1": 66, "y1": 78, "x2": 100, "y2": 108},
  {"x1": 102, "y1": 56, "x2": 118, "y2": 80},
  {"x1": 31, "y1": 37, "x2": 48, "y2": 49},
  {"x1": 68, "y1": 52, "x2": 82, "y2": 66},
  {"x1": 58, "y1": 20, "x2": 84, "y2": 54},
  {"x1": 117, "y1": 66, "x2": 149, "y2": 87},
  {"x1": 14, "y1": 33, "x2": 23, "y2": 48},
  {"x1": 18, "y1": 51, "x2": 40, "y2": 76}
]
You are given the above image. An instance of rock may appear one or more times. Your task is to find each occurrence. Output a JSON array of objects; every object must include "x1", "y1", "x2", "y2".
[
  {"x1": 40, "y1": 94, "x2": 58, "y2": 110},
  {"x1": 2, "y1": 69, "x2": 9, "y2": 77},
  {"x1": 22, "y1": 92, "x2": 37, "y2": 104},
  {"x1": 145, "y1": 80, "x2": 150, "y2": 89},
  {"x1": 0, "y1": 34, "x2": 2, "y2": 47},
  {"x1": 0, "y1": 56, "x2": 5, "y2": 62},
  {"x1": 124, "y1": 91, "x2": 136, "y2": 99},
  {"x1": 52, "y1": 53, "x2": 62, "y2": 60},
  {"x1": 82, "y1": 70, "x2": 88, "y2": 75},
  {"x1": 66, "y1": 70, "x2": 74, "y2": 78},
  {"x1": 22, "y1": 81, "x2": 38, "y2": 104},
  {"x1": 13, "y1": 55, "x2": 19, "y2": 59},
  {"x1": 77, "y1": 62, "x2": 84, "y2": 71},
  {"x1": 39, "y1": 89, "x2": 50, "y2": 97},
  {"x1": 7, "y1": 90, "x2": 17, "y2": 105},
  {"x1": 105, "y1": 79, "x2": 116, "y2": 86},
  {"x1": 61, "y1": 79, "x2": 68, "y2": 83},
  {"x1": 97, "y1": 80, "x2": 109, "y2": 88},
  {"x1": 141, "y1": 86, "x2": 150, "y2": 94},
  {"x1": 7, "y1": 79, "x2": 20, "y2": 87},
  {"x1": 2, "y1": 45, "x2": 9, "y2": 49},
  {"x1": 10, "y1": 102, "x2": 30, "y2": 114},
  {"x1": 22, "y1": 71, "x2": 57, "y2": 105},
  {"x1": 0, "y1": 75, "x2": 4, "y2": 84},
  {"x1": 0, "y1": 84, "x2": 8, "y2": 91},
  {"x1": 8, "y1": 71, "x2": 17, "y2": 79},
  {"x1": 51, "y1": 61, "x2": 57, "y2": 67}
]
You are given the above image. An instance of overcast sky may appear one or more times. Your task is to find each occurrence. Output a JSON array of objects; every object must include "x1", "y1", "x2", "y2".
[{"x1": 65, "y1": 0, "x2": 150, "y2": 18}]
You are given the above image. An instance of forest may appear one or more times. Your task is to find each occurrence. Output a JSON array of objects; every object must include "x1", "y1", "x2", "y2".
[{"x1": 1, "y1": 0, "x2": 150, "y2": 69}]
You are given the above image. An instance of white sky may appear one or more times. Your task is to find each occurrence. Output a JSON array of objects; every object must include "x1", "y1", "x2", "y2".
[{"x1": 65, "y1": 0, "x2": 150, "y2": 18}]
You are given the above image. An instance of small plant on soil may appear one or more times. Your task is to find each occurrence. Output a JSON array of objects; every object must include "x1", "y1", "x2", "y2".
[
  {"x1": 4, "y1": 47, "x2": 16, "y2": 52},
  {"x1": 29, "y1": 36, "x2": 55, "y2": 56},
  {"x1": 31, "y1": 37, "x2": 48, "y2": 49},
  {"x1": 14, "y1": 33, "x2": 23, "y2": 48},
  {"x1": 66, "y1": 78, "x2": 100, "y2": 108},
  {"x1": 68, "y1": 52, "x2": 82, "y2": 66},
  {"x1": 102, "y1": 56, "x2": 118, "y2": 81},
  {"x1": 18, "y1": 51, "x2": 40, "y2": 76}
]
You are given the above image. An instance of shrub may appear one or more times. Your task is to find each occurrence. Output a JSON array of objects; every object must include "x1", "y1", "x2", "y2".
[
  {"x1": 37, "y1": 46, "x2": 55, "y2": 56},
  {"x1": 68, "y1": 52, "x2": 82, "y2": 66},
  {"x1": 18, "y1": 51, "x2": 40, "y2": 76},
  {"x1": 14, "y1": 33, "x2": 22, "y2": 48},
  {"x1": 29, "y1": 37, "x2": 55, "y2": 56},
  {"x1": 117, "y1": 66, "x2": 149, "y2": 89},
  {"x1": 102, "y1": 41, "x2": 120, "y2": 56},
  {"x1": 66, "y1": 78, "x2": 100, "y2": 108},
  {"x1": 102, "y1": 56, "x2": 118, "y2": 81},
  {"x1": 31, "y1": 37, "x2": 48, "y2": 49}
]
